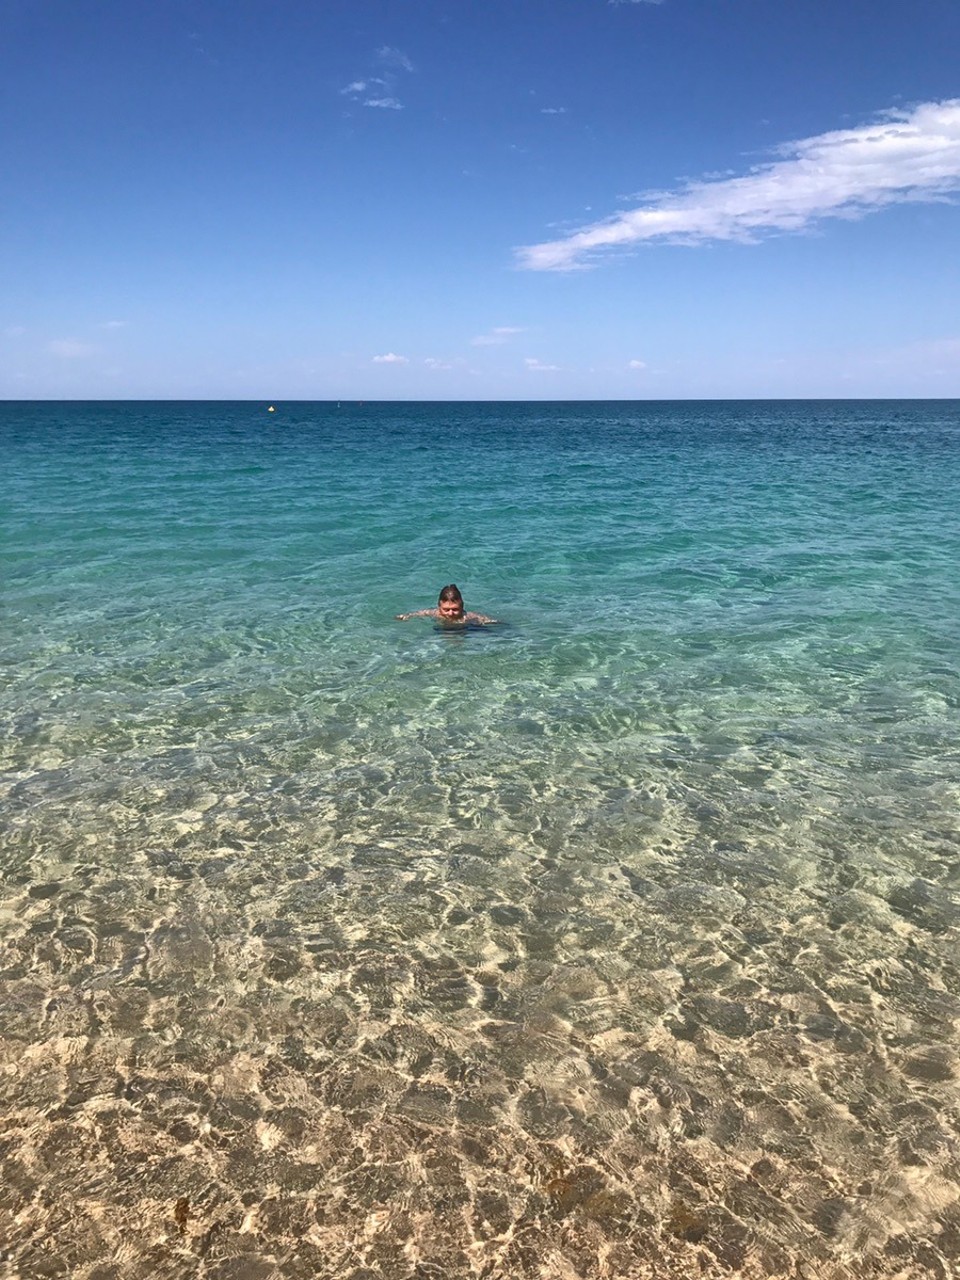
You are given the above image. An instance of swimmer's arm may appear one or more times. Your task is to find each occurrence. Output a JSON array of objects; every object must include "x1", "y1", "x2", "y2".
[
  {"x1": 465, "y1": 611, "x2": 500, "y2": 624},
  {"x1": 395, "y1": 608, "x2": 438, "y2": 620}
]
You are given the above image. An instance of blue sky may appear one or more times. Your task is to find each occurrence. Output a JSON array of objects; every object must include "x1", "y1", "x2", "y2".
[{"x1": 2, "y1": 0, "x2": 959, "y2": 399}]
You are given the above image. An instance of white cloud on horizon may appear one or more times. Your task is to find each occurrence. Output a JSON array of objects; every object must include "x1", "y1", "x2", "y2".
[
  {"x1": 541, "y1": 107, "x2": 567, "y2": 115},
  {"x1": 365, "y1": 97, "x2": 403, "y2": 110},
  {"x1": 373, "y1": 352, "x2": 408, "y2": 364},
  {"x1": 517, "y1": 99, "x2": 960, "y2": 271},
  {"x1": 628, "y1": 359, "x2": 647, "y2": 369},
  {"x1": 525, "y1": 357, "x2": 560, "y2": 372},
  {"x1": 471, "y1": 325, "x2": 526, "y2": 346}
]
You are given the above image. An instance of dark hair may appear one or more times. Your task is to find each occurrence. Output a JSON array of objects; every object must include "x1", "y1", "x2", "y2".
[{"x1": 438, "y1": 583, "x2": 463, "y2": 605}]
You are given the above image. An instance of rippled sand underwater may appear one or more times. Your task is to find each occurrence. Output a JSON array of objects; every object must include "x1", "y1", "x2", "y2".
[{"x1": 3, "y1": 401, "x2": 960, "y2": 1278}]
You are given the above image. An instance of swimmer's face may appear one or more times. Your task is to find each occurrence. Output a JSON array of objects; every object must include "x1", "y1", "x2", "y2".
[{"x1": 438, "y1": 597, "x2": 464, "y2": 620}]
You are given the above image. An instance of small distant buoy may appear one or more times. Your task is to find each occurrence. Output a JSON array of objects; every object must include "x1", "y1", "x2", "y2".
[{"x1": 267, "y1": 405, "x2": 276, "y2": 413}]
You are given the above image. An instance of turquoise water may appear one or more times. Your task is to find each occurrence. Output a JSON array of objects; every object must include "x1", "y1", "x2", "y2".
[{"x1": 3, "y1": 400, "x2": 960, "y2": 1278}]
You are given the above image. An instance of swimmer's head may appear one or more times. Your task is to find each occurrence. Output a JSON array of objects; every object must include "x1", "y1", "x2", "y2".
[{"x1": 437, "y1": 583, "x2": 464, "y2": 620}]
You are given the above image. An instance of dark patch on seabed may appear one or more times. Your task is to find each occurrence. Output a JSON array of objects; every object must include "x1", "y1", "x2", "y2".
[{"x1": 2, "y1": 807, "x2": 959, "y2": 1280}]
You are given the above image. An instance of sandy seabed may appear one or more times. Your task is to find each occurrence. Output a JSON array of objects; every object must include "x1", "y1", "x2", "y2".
[{"x1": 2, "y1": 762, "x2": 959, "y2": 1280}]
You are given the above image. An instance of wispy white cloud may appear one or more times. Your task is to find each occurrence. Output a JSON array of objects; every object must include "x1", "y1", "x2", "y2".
[
  {"x1": 342, "y1": 76, "x2": 390, "y2": 99},
  {"x1": 341, "y1": 48, "x2": 414, "y2": 110},
  {"x1": 377, "y1": 46, "x2": 414, "y2": 73},
  {"x1": 518, "y1": 99, "x2": 960, "y2": 271},
  {"x1": 49, "y1": 339, "x2": 95, "y2": 358},
  {"x1": 525, "y1": 357, "x2": 560, "y2": 372},
  {"x1": 373, "y1": 352, "x2": 408, "y2": 364},
  {"x1": 186, "y1": 30, "x2": 220, "y2": 67},
  {"x1": 541, "y1": 107, "x2": 567, "y2": 115},
  {"x1": 610, "y1": 1, "x2": 665, "y2": 6},
  {"x1": 628, "y1": 359, "x2": 647, "y2": 370},
  {"x1": 425, "y1": 357, "x2": 470, "y2": 371},
  {"x1": 471, "y1": 325, "x2": 526, "y2": 347},
  {"x1": 4, "y1": 325, "x2": 26, "y2": 338},
  {"x1": 99, "y1": 319, "x2": 127, "y2": 330}
]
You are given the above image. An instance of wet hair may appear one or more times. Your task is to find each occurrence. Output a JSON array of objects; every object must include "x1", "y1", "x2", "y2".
[{"x1": 438, "y1": 584, "x2": 463, "y2": 606}]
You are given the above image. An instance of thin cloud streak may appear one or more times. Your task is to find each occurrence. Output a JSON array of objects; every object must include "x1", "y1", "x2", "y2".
[
  {"x1": 471, "y1": 326, "x2": 525, "y2": 346},
  {"x1": 518, "y1": 99, "x2": 960, "y2": 270}
]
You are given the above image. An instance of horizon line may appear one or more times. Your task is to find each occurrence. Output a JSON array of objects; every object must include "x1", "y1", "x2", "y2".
[{"x1": 3, "y1": 396, "x2": 959, "y2": 405}]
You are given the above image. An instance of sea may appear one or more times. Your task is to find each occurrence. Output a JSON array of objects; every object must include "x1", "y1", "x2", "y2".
[{"x1": 2, "y1": 399, "x2": 959, "y2": 1280}]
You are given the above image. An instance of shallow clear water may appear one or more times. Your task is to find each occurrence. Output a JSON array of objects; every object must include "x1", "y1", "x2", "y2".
[{"x1": 2, "y1": 400, "x2": 959, "y2": 1278}]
